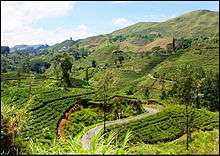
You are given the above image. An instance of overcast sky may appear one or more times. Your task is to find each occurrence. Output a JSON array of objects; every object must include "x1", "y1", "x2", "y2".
[{"x1": 1, "y1": 1, "x2": 219, "y2": 47}]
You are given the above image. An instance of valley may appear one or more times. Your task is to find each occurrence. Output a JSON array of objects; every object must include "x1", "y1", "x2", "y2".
[{"x1": 1, "y1": 9, "x2": 219, "y2": 155}]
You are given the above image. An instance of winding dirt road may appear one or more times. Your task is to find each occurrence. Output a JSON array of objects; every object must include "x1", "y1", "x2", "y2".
[{"x1": 81, "y1": 107, "x2": 159, "y2": 149}]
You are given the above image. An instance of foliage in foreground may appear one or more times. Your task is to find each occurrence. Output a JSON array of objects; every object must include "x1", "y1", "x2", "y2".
[
  {"x1": 25, "y1": 129, "x2": 132, "y2": 155},
  {"x1": 128, "y1": 129, "x2": 219, "y2": 155}
]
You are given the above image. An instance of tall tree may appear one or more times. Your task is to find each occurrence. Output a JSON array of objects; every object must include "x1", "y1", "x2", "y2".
[
  {"x1": 96, "y1": 70, "x2": 114, "y2": 134},
  {"x1": 118, "y1": 55, "x2": 124, "y2": 66},
  {"x1": 169, "y1": 64, "x2": 205, "y2": 150},
  {"x1": 22, "y1": 56, "x2": 31, "y2": 74},
  {"x1": 52, "y1": 53, "x2": 73, "y2": 88},
  {"x1": 91, "y1": 60, "x2": 97, "y2": 68},
  {"x1": 201, "y1": 71, "x2": 219, "y2": 111},
  {"x1": 112, "y1": 50, "x2": 124, "y2": 67},
  {"x1": 172, "y1": 37, "x2": 176, "y2": 53},
  {"x1": 85, "y1": 67, "x2": 89, "y2": 81},
  {"x1": 144, "y1": 87, "x2": 150, "y2": 99},
  {"x1": 16, "y1": 65, "x2": 22, "y2": 87},
  {"x1": 60, "y1": 55, "x2": 72, "y2": 88}
]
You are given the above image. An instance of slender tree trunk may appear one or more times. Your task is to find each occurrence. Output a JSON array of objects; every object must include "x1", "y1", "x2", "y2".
[
  {"x1": 104, "y1": 104, "x2": 106, "y2": 133},
  {"x1": 18, "y1": 79, "x2": 21, "y2": 87},
  {"x1": 85, "y1": 67, "x2": 89, "y2": 81},
  {"x1": 17, "y1": 72, "x2": 21, "y2": 87},
  {"x1": 172, "y1": 37, "x2": 176, "y2": 53},
  {"x1": 29, "y1": 80, "x2": 32, "y2": 96},
  {"x1": 189, "y1": 107, "x2": 194, "y2": 142},
  {"x1": 103, "y1": 85, "x2": 107, "y2": 135},
  {"x1": 103, "y1": 101, "x2": 107, "y2": 140},
  {"x1": 196, "y1": 89, "x2": 199, "y2": 108},
  {"x1": 63, "y1": 72, "x2": 71, "y2": 88},
  {"x1": 186, "y1": 103, "x2": 189, "y2": 150}
]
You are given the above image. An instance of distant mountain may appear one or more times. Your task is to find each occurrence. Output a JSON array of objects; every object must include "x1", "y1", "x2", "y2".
[
  {"x1": 10, "y1": 44, "x2": 49, "y2": 54},
  {"x1": 49, "y1": 10, "x2": 219, "y2": 54},
  {"x1": 1, "y1": 46, "x2": 10, "y2": 55}
]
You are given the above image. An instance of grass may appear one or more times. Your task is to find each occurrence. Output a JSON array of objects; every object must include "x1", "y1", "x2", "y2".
[
  {"x1": 128, "y1": 129, "x2": 219, "y2": 155},
  {"x1": 24, "y1": 129, "x2": 132, "y2": 154}
]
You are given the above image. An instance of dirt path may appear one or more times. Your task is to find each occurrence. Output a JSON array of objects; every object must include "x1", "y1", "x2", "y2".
[
  {"x1": 81, "y1": 106, "x2": 160, "y2": 150},
  {"x1": 57, "y1": 104, "x2": 81, "y2": 140}
]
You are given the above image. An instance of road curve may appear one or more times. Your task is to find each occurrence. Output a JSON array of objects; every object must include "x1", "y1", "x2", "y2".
[{"x1": 81, "y1": 107, "x2": 159, "y2": 150}]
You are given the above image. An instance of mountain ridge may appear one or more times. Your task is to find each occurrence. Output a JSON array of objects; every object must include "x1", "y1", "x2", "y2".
[
  {"x1": 10, "y1": 44, "x2": 49, "y2": 54},
  {"x1": 48, "y1": 9, "x2": 218, "y2": 53}
]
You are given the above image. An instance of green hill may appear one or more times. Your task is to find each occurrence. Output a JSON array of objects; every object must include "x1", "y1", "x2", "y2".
[
  {"x1": 1, "y1": 9, "x2": 219, "y2": 155},
  {"x1": 112, "y1": 10, "x2": 219, "y2": 38},
  {"x1": 145, "y1": 9, "x2": 219, "y2": 38},
  {"x1": 47, "y1": 10, "x2": 218, "y2": 55}
]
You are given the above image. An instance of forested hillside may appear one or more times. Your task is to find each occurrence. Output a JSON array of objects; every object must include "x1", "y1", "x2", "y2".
[{"x1": 1, "y1": 9, "x2": 219, "y2": 155}]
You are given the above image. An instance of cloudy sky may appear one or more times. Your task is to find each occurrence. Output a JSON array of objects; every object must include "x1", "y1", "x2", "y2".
[{"x1": 1, "y1": 1, "x2": 219, "y2": 47}]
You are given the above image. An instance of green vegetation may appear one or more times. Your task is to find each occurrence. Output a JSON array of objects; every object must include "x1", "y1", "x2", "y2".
[
  {"x1": 1, "y1": 9, "x2": 219, "y2": 155},
  {"x1": 64, "y1": 108, "x2": 103, "y2": 138},
  {"x1": 25, "y1": 129, "x2": 132, "y2": 154},
  {"x1": 104, "y1": 105, "x2": 218, "y2": 144},
  {"x1": 128, "y1": 129, "x2": 219, "y2": 155}
]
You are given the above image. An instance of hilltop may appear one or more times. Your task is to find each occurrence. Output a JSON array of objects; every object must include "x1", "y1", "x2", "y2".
[{"x1": 47, "y1": 10, "x2": 218, "y2": 54}]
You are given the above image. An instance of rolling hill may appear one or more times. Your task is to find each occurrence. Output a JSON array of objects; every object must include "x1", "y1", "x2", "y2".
[
  {"x1": 1, "y1": 9, "x2": 219, "y2": 155},
  {"x1": 112, "y1": 10, "x2": 219, "y2": 38},
  {"x1": 48, "y1": 10, "x2": 218, "y2": 54}
]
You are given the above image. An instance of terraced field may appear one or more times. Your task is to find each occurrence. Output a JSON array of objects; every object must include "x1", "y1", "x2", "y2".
[
  {"x1": 21, "y1": 97, "x2": 79, "y2": 141},
  {"x1": 1, "y1": 77, "x2": 219, "y2": 155},
  {"x1": 1, "y1": 79, "x2": 95, "y2": 143},
  {"x1": 152, "y1": 41, "x2": 219, "y2": 79},
  {"x1": 1, "y1": 8, "x2": 219, "y2": 155},
  {"x1": 104, "y1": 105, "x2": 219, "y2": 144}
]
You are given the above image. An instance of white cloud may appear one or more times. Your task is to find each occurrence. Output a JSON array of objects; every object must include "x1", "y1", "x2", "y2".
[
  {"x1": 1, "y1": 1, "x2": 75, "y2": 32},
  {"x1": 112, "y1": 18, "x2": 131, "y2": 28},
  {"x1": 52, "y1": 24, "x2": 96, "y2": 43},
  {"x1": 2, "y1": 24, "x2": 95, "y2": 47},
  {"x1": 1, "y1": 1, "x2": 94, "y2": 47}
]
